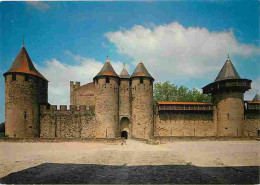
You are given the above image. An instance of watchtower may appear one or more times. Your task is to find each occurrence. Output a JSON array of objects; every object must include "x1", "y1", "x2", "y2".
[
  {"x1": 3, "y1": 44, "x2": 48, "y2": 138},
  {"x1": 130, "y1": 62, "x2": 154, "y2": 139},
  {"x1": 93, "y1": 57, "x2": 119, "y2": 138},
  {"x1": 203, "y1": 56, "x2": 251, "y2": 136}
]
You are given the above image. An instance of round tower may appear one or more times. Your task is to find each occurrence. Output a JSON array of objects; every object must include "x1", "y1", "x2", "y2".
[
  {"x1": 3, "y1": 45, "x2": 48, "y2": 138},
  {"x1": 130, "y1": 62, "x2": 154, "y2": 139},
  {"x1": 93, "y1": 57, "x2": 119, "y2": 138},
  {"x1": 119, "y1": 64, "x2": 131, "y2": 138},
  {"x1": 203, "y1": 56, "x2": 251, "y2": 136}
]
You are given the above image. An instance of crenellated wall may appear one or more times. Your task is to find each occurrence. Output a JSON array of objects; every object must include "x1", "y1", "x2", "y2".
[{"x1": 40, "y1": 105, "x2": 97, "y2": 138}]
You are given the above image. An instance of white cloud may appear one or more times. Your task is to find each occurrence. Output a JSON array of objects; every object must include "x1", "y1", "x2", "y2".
[
  {"x1": 37, "y1": 55, "x2": 126, "y2": 106},
  {"x1": 105, "y1": 22, "x2": 260, "y2": 80},
  {"x1": 245, "y1": 77, "x2": 260, "y2": 101},
  {"x1": 26, "y1": 2, "x2": 50, "y2": 11}
]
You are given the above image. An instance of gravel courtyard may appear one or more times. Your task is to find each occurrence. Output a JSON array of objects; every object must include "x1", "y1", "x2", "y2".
[{"x1": 0, "y1": 140, "x2": 259, "y2": 183}]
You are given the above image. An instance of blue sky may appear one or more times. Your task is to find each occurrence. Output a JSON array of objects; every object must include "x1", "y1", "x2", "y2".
[{"x1": 0, "y1": 1, "x2": 259, "y2": 122}]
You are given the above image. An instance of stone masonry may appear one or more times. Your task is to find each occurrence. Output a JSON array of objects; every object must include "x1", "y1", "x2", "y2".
[{"x1": 3, "y1": 45, "x2": 260, "y2": 138}]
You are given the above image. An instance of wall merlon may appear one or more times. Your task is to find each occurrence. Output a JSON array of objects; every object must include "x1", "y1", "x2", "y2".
[
  {"x1": 70, "y1": 81, "x2": 75, "y2": 88},
  {"x1": 70, "y1": 105, "x2": 77, "y2": 110},
  {"x1": 50, "y1": 105, "x2": 57, "y2": 110},
  {"x1": 60, "y1": 105, "x2": 67, "y2": 111},
  {"x1": 75, "y1": 81, "x2": 80, "y2": 89}
]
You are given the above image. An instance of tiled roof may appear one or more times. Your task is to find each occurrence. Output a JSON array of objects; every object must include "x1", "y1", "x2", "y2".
[
  {"x1": 215, "y1": 58, "x2": 240, "y2": 82},
  {"x1": 4, "y1": 46, "x2": 47, "y2": 81},
  {"x1": 157, "y1": 101, "x2": 213, "y2": 105},
  {"x1": 131, "y1": 62, "x2": 154, "y2": 80},
  {"x1": 94, "y1": 57, "x2": 119, "y2": 79},
  {"x1": 246, "y1": 101, "x2": 260, "y2": 104},
  {"x1": 119, "y1": 67, "x2": 130, "y2": 78}
]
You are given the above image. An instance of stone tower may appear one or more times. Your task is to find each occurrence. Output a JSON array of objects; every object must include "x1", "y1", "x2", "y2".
[
  {"x1": 130, "y1": 62, "x2": 154, "y2": 139},
  {"x1": 93, "y1": 57, "x2": 119, "y2": 138},
  {"x1": 119, "y1": 65, "x2": 131, "y2": 138},
  {"x1": 3, "y1": 45, "x2": 48, "y2": 138},
  {"x1": 203, "y1": 56, "x2": 251, "y2": 136}
]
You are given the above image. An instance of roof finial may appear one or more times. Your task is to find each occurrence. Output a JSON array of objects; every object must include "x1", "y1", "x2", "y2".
[
  {"x1": 227, "y1": 54, "x2": 230, "y2": 60},
  {"x1": 106, "y1": 56, "x2": 109, "y2": 62},
  {"x1": 22, "y1": 35, "x2": 25, "y2": 47},
  {"x1": 140, "y1": 61, "x2": 143, "y2": 64},
  {"x1": 123, "y1": 62, "x2": 126, "y2": 68}
]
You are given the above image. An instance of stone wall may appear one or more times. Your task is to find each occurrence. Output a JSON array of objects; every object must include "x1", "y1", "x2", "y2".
[
  {"x1": 242, "y1": 119, "x2": 260, "y2": 136},
  {"x1": 5, "y1": 73, "x2": 48, "y2": 138},
  {"x1": 154, "y1": 113, "x2": 216, "y2": 136},
  {"x1": 70, "y1": 81, "x2": 95, "y2": 108},
  {"x1": 40, "y1": 105, "x2": 98, "y2": 138},
  {"x1": 131, "y1": 78, "x2": 153, "y2": 139}
]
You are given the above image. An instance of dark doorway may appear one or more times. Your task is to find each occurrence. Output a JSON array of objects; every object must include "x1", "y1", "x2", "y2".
[{"x1": 121, "y1": 131, "x2": 128, "y2": 139}]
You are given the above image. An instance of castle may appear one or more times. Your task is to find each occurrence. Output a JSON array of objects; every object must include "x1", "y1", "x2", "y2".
[{"x1": 3, "y1": 45, "x2": 260, "y2": 139}]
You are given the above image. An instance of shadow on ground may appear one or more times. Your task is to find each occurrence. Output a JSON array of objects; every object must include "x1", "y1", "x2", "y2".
[{"x1": 1, "y1": 163, "x2": 259, "y2": 184}]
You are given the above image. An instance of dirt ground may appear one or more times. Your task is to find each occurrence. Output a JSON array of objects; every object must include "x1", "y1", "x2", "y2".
[{"x1": 0, "y1": 140, "x2": 259, "y2": 183}]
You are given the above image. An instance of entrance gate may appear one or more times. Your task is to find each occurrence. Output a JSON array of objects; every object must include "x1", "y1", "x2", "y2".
[{"x1": 120, "y1": 117, "x2": 130, "y2": 139}]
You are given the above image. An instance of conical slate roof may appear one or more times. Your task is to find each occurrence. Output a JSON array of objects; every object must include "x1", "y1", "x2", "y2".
[
  {"x1": 94, "y1": 57, "x2": 119, "y2": 79},
  {"x1": 119, "y1": 67, "x2": 130, "y2": 78},
  {"x1": 252, "y1": 94, "x2": 260, "y2": 101},
  {"x1": 131, "y1": 62, "x2": 154, "y2": 80},
  {"x1": 3, "y1": 46, "x2": 47, "y2": 81},
  {"x1": 215, "y1": 58, "x2": 240, "y2": 82}
]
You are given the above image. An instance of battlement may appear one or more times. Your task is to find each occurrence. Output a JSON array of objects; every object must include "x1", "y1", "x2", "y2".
[
  {"x1": 70, "y1": 81, "x2": 81, "y2": 90},
  {"x1": 40, "y1": 104, "x2": 95, "y2": 115}
]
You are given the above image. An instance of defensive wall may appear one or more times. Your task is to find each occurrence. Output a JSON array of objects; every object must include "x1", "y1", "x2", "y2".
[{"x1": 40, "y1": 104, "x2": 99, "y2": 138}]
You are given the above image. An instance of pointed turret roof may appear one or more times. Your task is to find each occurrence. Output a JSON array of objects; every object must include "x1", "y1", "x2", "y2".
[
  {"x1": 131, "y1": 62, "x2": 154, "y2": 80},
  {"x1": 214, "y1": 56, "x2": 240, "y2": 82},
  {"x1": 119, "y1": 64, "x2": 130, "y2": 78},
  {"x1": 252, "y1": 94, "x2": 260, "y2": 101},
  {"x1": 3, "y1": 46, "x2": 47, "y2": 81},
  {"x1": 94, "y1": 56, "x2": 119, "y2": 79}
]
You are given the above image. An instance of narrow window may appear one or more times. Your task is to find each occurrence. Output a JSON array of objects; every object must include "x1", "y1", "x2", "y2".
[
  {"x1": 140, "y1": 77, "x2": 143, "y2": 84},
  {"x1": 227, "y1": 113, "x2": 229, "y2": 120},
  {"x1": 106, "y1": 77, "x2": 110, "y2": 83},
  {"x1": 25, "y1": 74, "x2": 29, "y2": 82},
  {"x1": 12, "y1": 74, "x2": 16, "y2": 81},
  {"x1": 24, "y1": 110, "x2": 27, "y2": 119}
]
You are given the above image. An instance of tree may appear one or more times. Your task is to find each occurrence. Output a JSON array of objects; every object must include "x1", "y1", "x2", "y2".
[
  {"x1": 153, "y1": 81, "x2": 211, "y2": 104},
  {"x1": 0, "y1": 122, "x2": 5, "y2": 133}
]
